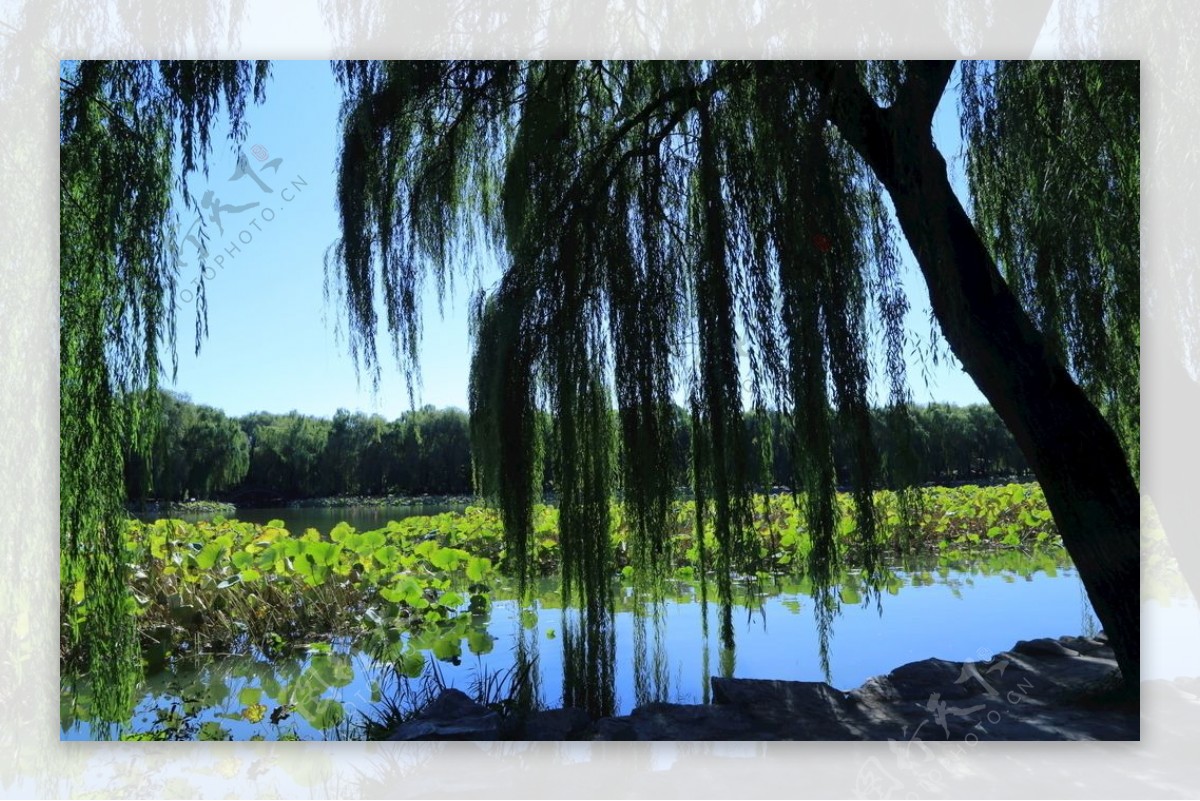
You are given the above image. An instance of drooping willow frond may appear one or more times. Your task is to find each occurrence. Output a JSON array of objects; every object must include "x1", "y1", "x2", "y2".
[
  {"x1": 60, "y1": 59, "x2": 270, "y2": 719},
  {"x1": 331, "y1": 61, "x2": 919, "y2": 680},
  {"x1": 960, "y1": 60, "x2": 1140, "y2": 479}
]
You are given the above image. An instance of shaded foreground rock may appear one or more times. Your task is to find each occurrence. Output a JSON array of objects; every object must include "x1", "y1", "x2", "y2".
[
  {"x1": 387, "y1": 689, "x2": 501, "y2": 740},
  {"x1": 385, "y1": 634, "x2": 1137, "y2": 741},
  {"x1": 516, "y1": 707, "x2": 592, "y2": 740}
]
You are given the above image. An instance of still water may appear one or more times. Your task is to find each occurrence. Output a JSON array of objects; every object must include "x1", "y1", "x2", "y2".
[{"x1": 64, "y1": 508, "x2": 1097, "y2": 740}]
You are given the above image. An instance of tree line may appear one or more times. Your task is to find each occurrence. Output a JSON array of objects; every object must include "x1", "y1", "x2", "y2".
[
  {"x1": 124, "y1": 393, "x2": 473, "y2": 502},
  {"x1": 742, "y1": 402, "x2": 1029, "y2": 490},
  {"x1": 125, "y1": 391, "x2": 1028, "y2": 503}
]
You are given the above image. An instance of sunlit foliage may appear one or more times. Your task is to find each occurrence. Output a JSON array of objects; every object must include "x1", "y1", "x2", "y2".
[{"x1": 60, "y1": 60, "x2": 269, "y2": 718}]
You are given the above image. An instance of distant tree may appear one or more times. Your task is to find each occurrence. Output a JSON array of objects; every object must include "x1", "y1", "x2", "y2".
[
  {"x1": 237, "y1": 411, "x2": 330, "y2": 497},
  {"x1": 320, "y1": 409, "x2": 362, "y2": 496},
  {"x1": 355, "y1": 413, "x2": 390, "y2": 495},
  {"x1": 125, "y1": 392, "x2": 249, "y2": 501},
  {"x1": 181, "y1": 405, "x2": 250, "y2": 499}
]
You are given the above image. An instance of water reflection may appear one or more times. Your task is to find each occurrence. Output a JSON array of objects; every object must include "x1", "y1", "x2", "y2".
[
  {"x1": 62, "y1": 646, "x2": 371, "y2": 741},
  {"x1": 561, "y1": 607, "x2": 616, "y2": 718},
  {"x1": 63, "y1": 548, "x2": 1098, "y2": 739},
  {"x1": 632, "y1": 600, "x2": 670, "y2": 709}
]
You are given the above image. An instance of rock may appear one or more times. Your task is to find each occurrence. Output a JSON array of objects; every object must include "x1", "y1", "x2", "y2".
[
  {"x1": 861, "y1": 657, "x2": 978, "y2": 703},
  {"x1": 519, "y1": 707, "x2": 592, "y2": 740},
  {"x1": 1013, "y1": 637, "x2": 1081, "y2": 658},
  {"x1": 379, "y1": 635, "x2": 1136, "y2": 742},
  {"x1": 712, "y1": 678, "x2": 864, "y2": 739},
  {"x1": 587, "y1": 716, "x2": 637, "y2": 740},
  {"x1": 1057, "y1": 635, "x2": 1108, "y2": 655},
  {"x1": 617, "y1": 702, "x2": 763, "y2": 740},
  {"x1": 386, "y1": 689, "x2": 501, "y2": 741}
]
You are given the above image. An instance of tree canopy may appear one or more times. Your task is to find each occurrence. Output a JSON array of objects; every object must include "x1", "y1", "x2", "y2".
[
  {"x1": 124, "y1": 394, "x2": 476, "y2": 502},
  {"x1": 327, "y1": 60, "x2": 1139, "y2": 681},
  {"x1": 123, "y1": 391, "x2": 1028, "y2": 505}
]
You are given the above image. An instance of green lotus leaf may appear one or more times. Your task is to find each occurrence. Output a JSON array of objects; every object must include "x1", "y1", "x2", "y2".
[
  {"x1": 398, "y1": 649, "x2": 426, "y2": 679},
  {"x1": 437, "y1": 591, "x2": 464, "y2": 609},
  {"x1": 195, "y1": 541, "x2": 225, "y2": 570},
  {"x1": 431, "y1": 635, "x2": 462, "y2": 662},
  {"x1": 373, "y1": 545, "x2": 402, "y2": 568},
  {"x1": 466, "y1": 556, "x2": 491, "y2": 583},
  {"x1": 296, "y1": 698, "x2": 344, "y2": 730},
  {"x1": 466, "y1": 628, "x2": 494, "y2": 656},
  {"x1": 308, "y1": 653, "x2": 354, "y2": 689}
]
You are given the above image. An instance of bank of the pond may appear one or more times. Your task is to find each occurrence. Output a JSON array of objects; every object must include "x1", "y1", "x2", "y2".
[
  {"x1": 385, "y1": 633, "x2": 1135, "y2": 741},
  {"x1": 129, "y1": 499, "x2": 238, "y2": 515},
  {"x1": 127, "y1": 493, "x2": 479, "y2": 515},
  {"x1": 287, "y1": 494, "x2": 479, "y2": 509}
]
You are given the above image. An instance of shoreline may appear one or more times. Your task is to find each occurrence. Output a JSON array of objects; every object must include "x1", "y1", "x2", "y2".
[
  {"x1": 386, "y1": 633, "x2": 1137, "y2": 741},
  {"x1": 126, "y1": 493, "x2": 480, "y2": 514}
]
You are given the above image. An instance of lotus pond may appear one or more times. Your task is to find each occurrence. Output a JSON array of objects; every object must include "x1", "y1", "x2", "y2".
[{"x1": 61, "y1": 484, "x2": 1098, "y2": 740}]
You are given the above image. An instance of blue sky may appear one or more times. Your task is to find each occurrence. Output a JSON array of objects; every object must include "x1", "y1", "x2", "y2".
[{"x1": 165, "y1": 60, "x2": 986, "y2": 420}]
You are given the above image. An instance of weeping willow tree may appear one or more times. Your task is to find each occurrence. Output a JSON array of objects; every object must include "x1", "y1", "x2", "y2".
[
  {"x1": 59, "y1": 60, "x2": 268, "y2": 719},
  {"x1": 960, "y1": 61, "x2": 1140, "y2": 477},
  {"x1": 61, "y1": 59, "x2": 1139, "y2": 721},
  {"x1": 328, "y1": 59, "x2": 1140, "y2": 691}
]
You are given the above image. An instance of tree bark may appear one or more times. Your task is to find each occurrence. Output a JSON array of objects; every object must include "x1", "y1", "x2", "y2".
[{"x1": 822, "y1": 61, "x2": 1141, "y2": 688}]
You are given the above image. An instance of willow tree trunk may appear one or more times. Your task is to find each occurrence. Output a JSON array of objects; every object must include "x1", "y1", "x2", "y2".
[{"x1": 823, "y1": 61, "x2": 1141, "y2": 688}]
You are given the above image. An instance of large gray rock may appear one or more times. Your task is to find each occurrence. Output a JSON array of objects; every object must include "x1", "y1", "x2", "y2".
[
  {"x1": 701, "y1": 636, "x2": 1132, "y2": 741},
  {"x1": 587, "y1": 715, "x2": 636, "y2": 740},
  {"x1": 1013, "y1": 637, "x2": 1081, "y2": 657},
  {"x1": 519, "y1": 707, "x2": 593, "y2": 740},
  {"x1": 598, "y1": 702, "x2": 763, "y2": 740},
  {"x1": 386, "y1": 689, "x2": 502, "y2": 741},
  {"x1": 859, "y1": 657, "x2": 980, "y2": 703},
  {"x1": 711, "y1": 678, "x2": 864, "y2": 739}
]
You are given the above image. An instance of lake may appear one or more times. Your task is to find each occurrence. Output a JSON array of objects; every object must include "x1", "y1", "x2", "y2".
[{"x1": 63, "y1": 508, "x2": 1097, "y2": 740}]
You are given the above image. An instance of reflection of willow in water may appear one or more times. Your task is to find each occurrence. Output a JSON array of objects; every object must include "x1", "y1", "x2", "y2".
[
  {"x1": 561, "y1": 607, "x2": 616, "y2": 718},
  {"x1": 631, "y1": 596, "x2": 671, "y2": 709},
  {"x1": 553, "y1": 570, "x2": 833, "y2": 716},
  {"x1": 60, "y1": 545, "x2": 1084, "y2": 737},
  {"x1": 511, "y1": 620, "x2": 543, "y2": 716},
  {"x1": 814, "y1": 586, "x2": 838, "y2": 682}
]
